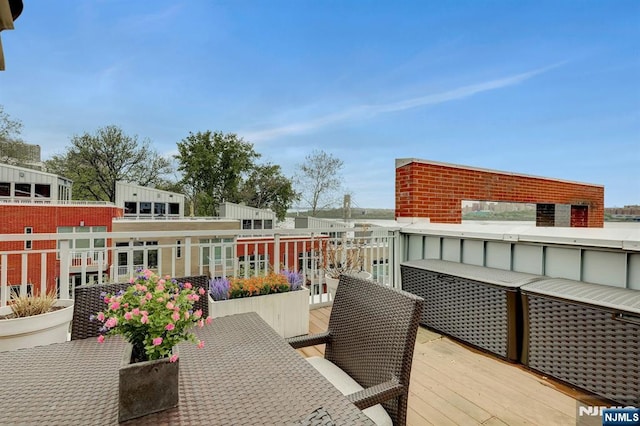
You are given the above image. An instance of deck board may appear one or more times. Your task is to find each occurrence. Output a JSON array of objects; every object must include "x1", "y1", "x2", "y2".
[{"x1": 298, "y1": 307, "x2": 593, "y2": 426}]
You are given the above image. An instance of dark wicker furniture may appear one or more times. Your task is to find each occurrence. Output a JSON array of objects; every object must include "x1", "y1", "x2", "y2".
[
  {"x1": 400, "y1": 259, "x2": 542, "y2": 361},
  {"x1": 71, "y1": 275, "x2": 209, "y2": 340},
  {"x1": 521, "y1": 278, "x2": 640, "y2": 405},
  {"x1": 288, "y1": 274, "x2": 424, "y2": 426},
  {"x1": 0, "y1": 312, "x2": 374, "y2": 425}
]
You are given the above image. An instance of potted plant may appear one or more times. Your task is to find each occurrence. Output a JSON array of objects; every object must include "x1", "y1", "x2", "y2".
[
  {"x1": 209, "y1": 270, "x2": 309, "y2": 338},
  {"x1": 0, "y1": 289, "x2": 74, "y2": 352},
  {"x1": 94, "y1": 269, "x2": 212, "y2": 422},
  {"x1": 322, "y1": 239, "x2": 372, "y2": 299}
]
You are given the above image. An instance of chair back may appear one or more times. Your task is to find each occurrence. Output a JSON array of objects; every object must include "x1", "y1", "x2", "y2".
[
  {"x1": 326, "y1": 274, "x2": 423, "y2": 425},
  {"x1": 71, "y1": 275, "x2": 209, "y2": 340}
]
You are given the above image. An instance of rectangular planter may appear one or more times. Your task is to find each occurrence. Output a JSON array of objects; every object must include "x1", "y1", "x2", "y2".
[
  {"x1": 209, "y1": 287, "x2": 309, "y2": 338},
  {"x1": 119, "y1": 345, "x2": 179, "y2": 423}
]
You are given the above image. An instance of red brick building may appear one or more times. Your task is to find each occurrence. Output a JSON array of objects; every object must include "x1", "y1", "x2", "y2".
[
  {"x1": 395, "y1": 158, "x2": 605, "y2": 227},
  {"x1": 0, "y1": 204, "x2": 123, "y2": 293},
  {"x1": 0, "y1": 163, "x2": 123, "y2": 293}
]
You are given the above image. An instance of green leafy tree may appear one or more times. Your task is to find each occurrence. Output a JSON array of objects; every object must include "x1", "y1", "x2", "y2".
[
  {"x1": 294, "y1": 150, "x2": 344, "y2": 216},
  {"x1": 0, "y1": 105, "x2": 35, "y2": 167},
  {"x1": 240, "y1": 163, "x2": 299, "y2": 220},
  {"x1": 45, "y1": 125, "x2": 172, "y2": 202},
  {"x1": 175, "y1": 131, "x2": 260, "y2": 216}
]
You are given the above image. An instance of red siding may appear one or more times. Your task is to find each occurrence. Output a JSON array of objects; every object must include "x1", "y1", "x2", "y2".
[
  {"x1": 0, "y1": 205, "x2": 123, "y2": 293},
  {"x1": 395, "y1": 160, "x2": 604, "y2": 227}
]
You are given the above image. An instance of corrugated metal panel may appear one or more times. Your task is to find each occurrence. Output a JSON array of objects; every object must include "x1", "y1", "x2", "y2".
[
  {"x1": 219, "y1": 202, "x2": 275, "y2": 220},
  {"x1": 461, "y1": 239, "x2": 484, "y2": 266},
  {"x1": 630, "y1": 253, "x2": 640, "y2": 290},
  {"x1": 513, "y1": 244, "x2": 544, "y2": 275},
  {"x1": 486, "y1": 241, "x2": 511, "y2": 270},
  {"x1": 0, "y1": 164, "x2": 60, "y2": 185},
  {"x1": 582, "y1": 250, "x2": 627, "y2": 288},
  {"x1": 424, "y1": 236, "x2": 440, "y2": 259},
  {"x1": 115, "y1": 182, "x2": 184, "y2": 205},
  {"x1": 442, "y1": 238, "x2": 461, "y2": 262},
  {"x1": 544, "y1": 247, "x2": 581, "y2": 280},
  {"x1": 521, "y1": 278, "x2": 640, "y2": 314}
]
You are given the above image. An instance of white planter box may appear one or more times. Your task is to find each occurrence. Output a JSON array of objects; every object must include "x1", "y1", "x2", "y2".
[
  {"x1": 0, "y1": 299, "x2": 74, "y2": 352},
  {"x1": 208, "y1": 288, "x2": 309, "y2": 338}
]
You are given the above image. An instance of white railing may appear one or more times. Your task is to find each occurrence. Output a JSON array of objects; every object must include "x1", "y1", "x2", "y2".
[
  {"x1": 3, "y1": 221, "x2": 637, "y2": 309},
  {"x1": 0, "y1": 227, "x2": 401, "y2": 308}
]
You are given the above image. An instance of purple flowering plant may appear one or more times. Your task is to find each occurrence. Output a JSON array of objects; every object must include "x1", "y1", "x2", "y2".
[
  {"x1": 94, "y1": 269, "x2": 212, "y2": 362},
  {"x1": 209, "y1": 270, "x2": 305, "y2": 301},
  {"x1": 283, "y1": 270, "x2": 304, "y2": 291}
]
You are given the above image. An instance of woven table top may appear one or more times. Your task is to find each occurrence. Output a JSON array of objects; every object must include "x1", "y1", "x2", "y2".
[{"x1": 0, "y1": 312, "x2": 374, "y2": 425}]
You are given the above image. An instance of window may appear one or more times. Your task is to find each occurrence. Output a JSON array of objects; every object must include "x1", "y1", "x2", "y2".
[
  {"x1": 200, "y1": 238, "x2": 234, "y2": 275},
  {"x1": 176, "y1": 240, "x2": 182, "y2": 258},
  {"x1": 154, "y1": 202, "x2": 166, "y2": 216},
  {"x1": 264, "y1": 219, "x2": 273, "y2": 229},
  {"x1": 254, "y1": 220, "x2": 263, "y2": 230},
  {"x1": 24, "y1": 227, "x2": 32, "y2": 250},
  {"x1": 34, "y1": 184, "x2": 51, "y2": 198},
  {"x1": 56, "y1": 226, "x2": 108, "y2": 259},
  {"x1": 169, "y1": 203, "x2": 180, "y2": 215},
  {"x1": 58, "y1": 184, "x2": 70, "y2": 201},
  {"x1": 14, "y1": 183, "x2": 30, "y2": 197},
  {"x1": 140, "y1": 202, "x2": 152, "y2": 214},
  {"x1": 124, "y1": 202, "x2": 137, "y2": 214},
  {"x1": 242, "y1": 219, "x2": 252, "y2": 230},
  {"x1": 0, "y1": 182, "x2": 9, "y2": 197},
  {"x1": 239, "y1": 254, "x2": 268, "y2": 275},
  {"x1": 129, "y1": 241, "x2": 159, "y2": 270},
  {"x1": 147, "y1": 242, "x2": 159, "y2": 268},
  {"x1": 372, "y1": 259, "x2": 389, "y2": 281},
  {"x1": 9, "y1": 284, "x2": 33, "y2": 297}
]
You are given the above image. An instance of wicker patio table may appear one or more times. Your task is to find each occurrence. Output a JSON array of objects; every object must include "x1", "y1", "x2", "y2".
[{"x1": 0, "y1": 312, "x2": 374, "y2": 425}]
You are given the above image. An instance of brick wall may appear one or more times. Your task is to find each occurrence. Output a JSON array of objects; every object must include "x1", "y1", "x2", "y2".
[
  {"x1": 0, "y1": 205, "x2": 123, "y2": 293},
  {"x1": 395, "y1": 159, "x2": 604, "y2": 227}
]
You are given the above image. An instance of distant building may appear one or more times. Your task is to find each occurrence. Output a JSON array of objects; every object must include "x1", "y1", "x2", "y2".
[
  {"x1": 0, "y1": 141, "x2": 44, "y2": 170},
  {"x1": 396, "y1": 158, "x2": 605, "y2": 227},
  {"x1": 0, "y1": 163, "x2": 122, "y2": 292},
  {"x1": 219, "y1": 202, "x2": 276, "y2": 230},
  {"x1": 115, "y1": 181, "x2": 184, "y2": 218}
]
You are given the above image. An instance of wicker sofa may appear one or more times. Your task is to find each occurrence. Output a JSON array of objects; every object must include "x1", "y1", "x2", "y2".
[{"x1": 287, "y1": 274, "x2": 424, "y2": 426}]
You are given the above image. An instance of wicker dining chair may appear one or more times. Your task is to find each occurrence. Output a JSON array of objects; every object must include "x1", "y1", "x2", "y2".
[
  {"x1": 71, "y1": 275, "x2": 210, "y2": 340},
  {"x1": 287, "y1": 274, "x2": 424, "y2": 426}
]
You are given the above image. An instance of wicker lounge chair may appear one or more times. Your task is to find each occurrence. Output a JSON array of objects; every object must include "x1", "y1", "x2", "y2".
[
  {"x1": 287, "y1": 274, "x2": 424, "y2": 426},
  {"x1": 71, "y1": 275, "x2": 209, "y2": 340}
]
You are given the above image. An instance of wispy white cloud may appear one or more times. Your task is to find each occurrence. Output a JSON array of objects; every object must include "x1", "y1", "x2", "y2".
[
  {"x1": 242, "y1": 62, "x2": 565, "y2": 142},
  {"x1": 117, "y1": 4, "x2": 184, "y2": 33}
]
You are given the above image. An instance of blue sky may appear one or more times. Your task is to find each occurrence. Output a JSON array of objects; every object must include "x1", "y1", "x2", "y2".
[{"x1": 2, "y1": 0, "x2": 638, "y2": 208}]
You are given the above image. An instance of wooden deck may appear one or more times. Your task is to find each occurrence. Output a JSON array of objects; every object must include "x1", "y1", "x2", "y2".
[{"x1": 296, "y1": 307, "x2": 601, "y2": 426}]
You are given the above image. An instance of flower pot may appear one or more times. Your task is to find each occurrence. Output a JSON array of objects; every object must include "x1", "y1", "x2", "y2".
[
  {"x1": 208, "y1": 287, "x2": 310, "y2": 338},
  {"x1": 325, "y1": 275, "x2": 340, "y2": 299},
  {"x1": 325, "y1": 272, "x2": 373, "y2": 300},
  {"x1": 0, "y1": 299, "x2": 74, "y2": 352},
  {"x1": 118, "y1": 344, "x2": 179, "y2": 423}
]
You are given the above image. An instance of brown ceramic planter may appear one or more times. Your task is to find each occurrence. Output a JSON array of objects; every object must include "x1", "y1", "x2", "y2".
[{"x1": 118, "y1": 344, "x2": 179, "y2": 423}]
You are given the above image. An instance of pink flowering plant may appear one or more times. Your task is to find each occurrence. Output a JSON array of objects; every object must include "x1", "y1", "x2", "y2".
[{"x1": 94, "y1": 269, "x2": 212, "y2": 362}]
